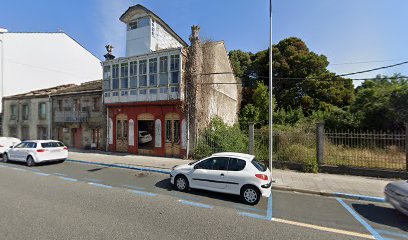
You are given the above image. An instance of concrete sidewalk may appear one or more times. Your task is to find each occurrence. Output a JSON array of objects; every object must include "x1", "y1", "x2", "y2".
[{"x1": 68, "y1": 150, "x2": 392, "y2": 199}]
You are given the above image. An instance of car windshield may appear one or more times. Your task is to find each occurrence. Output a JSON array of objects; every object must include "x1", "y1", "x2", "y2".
[
  {"x1": 41, "y1": 142, "x2": 65, "y2": 148},
  {"x1": 252, "y1": 159, "x2": 267, "y2": 172},
  {"x1": 188, "y1": 160, "x2": 200, "y2": 165}
]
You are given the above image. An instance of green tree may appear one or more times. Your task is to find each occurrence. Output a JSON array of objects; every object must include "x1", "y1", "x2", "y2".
[
  {"x1": 351, "y1": 75, "x2": 407, "y2": 129},
  {"x1": 272, "y1": 37, "x2": 354, "y2": 114}
]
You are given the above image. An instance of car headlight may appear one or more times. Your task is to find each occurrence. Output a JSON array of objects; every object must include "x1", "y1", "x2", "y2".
[{"x1": 171, "y1": 165, "x2": 178, "y2": 170}]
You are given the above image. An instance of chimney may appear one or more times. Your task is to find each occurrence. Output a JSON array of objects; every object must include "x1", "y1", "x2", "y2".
[{"x1": 104, "y1": 44, "x2": 115, "y2": 61}]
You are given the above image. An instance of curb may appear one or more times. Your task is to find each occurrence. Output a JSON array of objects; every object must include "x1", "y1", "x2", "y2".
[
  {"x1": 272, "y1": 185, "x2": 385, "y2": 203},
  {"x1": 67, "y1": 159, "x2": 171, "y2": 174},
  {"x1": 66, "y1": 159, "x2": 385, "y2": 203}
]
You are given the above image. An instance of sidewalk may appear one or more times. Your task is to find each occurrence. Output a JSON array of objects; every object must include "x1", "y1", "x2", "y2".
[{"x1": 68, "y1": 150, "x2": 391, "y2": 199}]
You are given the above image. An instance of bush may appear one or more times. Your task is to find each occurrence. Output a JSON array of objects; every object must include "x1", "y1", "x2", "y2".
[
  {"x1": 193, "y1": 117, "x2": 248, "y2": 159},
  {"x1": 277, "y1": 144, "x2": 318, "y2": 173}
]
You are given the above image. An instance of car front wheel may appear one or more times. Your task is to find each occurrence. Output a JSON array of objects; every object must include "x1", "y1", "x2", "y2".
[
  {"x1": 241, "y1": 185, "x2": 261, "y2": 205},
  {"x1": 175, "y1": 175, "x2": 189, "y2": 192}
]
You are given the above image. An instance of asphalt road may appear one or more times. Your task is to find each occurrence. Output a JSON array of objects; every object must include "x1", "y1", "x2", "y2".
[{"x1": 0, "y1": 160, "x2": 406, "y2": 240}]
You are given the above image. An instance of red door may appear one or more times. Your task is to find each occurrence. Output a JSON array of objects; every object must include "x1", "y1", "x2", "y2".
[{"x1": 74, "y1": 128, "x2": 82, "y2": 149}]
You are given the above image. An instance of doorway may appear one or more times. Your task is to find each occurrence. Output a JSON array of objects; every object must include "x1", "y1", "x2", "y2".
[
  {"x1": 116, "y1": 114, "x2": 128, "y2": 152},
  {"x1": 165, "y1": 113, "x2": 180, "y2": 157}
]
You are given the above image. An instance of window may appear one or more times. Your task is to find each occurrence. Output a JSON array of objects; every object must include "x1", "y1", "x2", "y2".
[
  {"x1": 37, "y1": 126, "x2": 48, "y2": 140},
  {"x1": 149, "y1": 58, "x2": 157, "y2": 87},
  {"x1": 21, "y1": 126, "x2": 29, "y2": 140},
  {"x1": 93, "y1": 97, "x2": 100, "y2": 111},
  {"x1": 195, "y1": 157, "x2": 228, "y2": 170},
  {"x1": 112, "y1": 64, "x2": 119, "y2": 90},
  {"x1": 170, "y1": 55, "x2": 180, "y2": 84},
  {"x1": 127, "y1": 16, "x2": 150, "y2": 30},
  {"x1": 10, "y1": 105, "x2": 18, "y2": 120},
  {"x1": 252, "y1": 159, "x2": 267, "y2": 172},
  {"x1": 38, "y1": 102, "x2": 47, "y2": 120},
  {"x1": 103, "y1": 65, "x2": 111, "y2": 91},
  {"x1": 22, "y1": 104, "x2": 29, "y2": 120},
  {"x1": 129, "y1": 61, "x2": 137, "y2": 88},
  {"x1": 14, "y1": 142, "x2": 28, "y2": 148},
  {"x1": 120, "y1": 63, "x2": 128, "y2": 89},
  {"x1": 173, "y1": 120, "x2": 180, "y2": 144},
  {"x1": 26, "y1": 142, "x2": 37, "y2": 148},
  {"x1": 149, "y1": 89, "x2": 157, "y2": 94},
  {"x1": 73, "y1": 99, "x2": 80, "y2": 112},
  {"x1": 41, "y1": 142, "x2": 64, "y2": 148},
  {"x1": 139, "y1": 60, "x2": 147, "y2": 87},
  {"x1": 139, "y1": 89, "x2": 147, "y2": 95},
  {"x1": 228, "y1": 158, "x2": 246, "y2": 171},
  {"x1": 9, "y1": 126, "x2": 17, "y2": 138},
  {"x1": 160, "y1": 87, "x2": 168, "y2": 94},
  {"x1": 57, "y1": 100, "x2": 63, "y2": 111},
  {"x1": 159, "y1": 56, "x2": 168, "y2": 86}
]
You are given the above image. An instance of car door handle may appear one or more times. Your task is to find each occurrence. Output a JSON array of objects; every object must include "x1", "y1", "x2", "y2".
[{"x1": 220, "y1": 173, "x2": 224, "y2": 176}]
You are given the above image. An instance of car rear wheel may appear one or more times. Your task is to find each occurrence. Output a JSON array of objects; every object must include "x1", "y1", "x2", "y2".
[
  {"x1": 3, "y1": 153, "x2": 8, "y2": 163},
  {"x1": 175, "y1": 175, "x2": 189, "y2": 192},
  {"x1": 26, "y1": 156, "x2": 35, "y2": 167},
  {"x1": 241, "y1": 185, "x2": 261, "y2": 205}
]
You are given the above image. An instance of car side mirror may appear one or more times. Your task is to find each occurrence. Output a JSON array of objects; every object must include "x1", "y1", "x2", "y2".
[
  {"x1": 9, "y1": 145, "x2": 14, "y2": 148},
  {"x1": 193, "y1": 165, "x2": 200, "y2": 170}
]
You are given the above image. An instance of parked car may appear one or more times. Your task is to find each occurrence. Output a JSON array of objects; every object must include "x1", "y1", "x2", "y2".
[
  {"x1": 170, "y1": 152, "x2": 272, "y2": 205},
  {"x1": 0, "y1": 137, "x2": 21, "y2": 157},
  {"x1": 138, "y1": 131, "x2": 153, "y2": 144},
  {"x1": 385, "y1": 180, "x2": 408, "y2": 216},
  {"x1": 3, "y1": 140, "x2": 68, "y2": 167}
]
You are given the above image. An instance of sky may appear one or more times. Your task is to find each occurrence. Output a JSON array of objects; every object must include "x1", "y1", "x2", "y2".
[{"x1": 1, "y1": 0, "x2": 407, "y2": 85}]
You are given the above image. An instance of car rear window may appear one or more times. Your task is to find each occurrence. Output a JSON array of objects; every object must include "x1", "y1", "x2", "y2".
[
  {"x1": 252, "y1": 159, "x2": 267, "y2": 172},
  {"x1": 228, "y1": 158, "x2": 246, "y2": 171},
  {"x1": 41, "y1": 142, "x2": 65, "y2": 148}
]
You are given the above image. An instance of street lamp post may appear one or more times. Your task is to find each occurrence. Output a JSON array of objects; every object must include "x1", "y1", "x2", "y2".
[{"x1": 269, "y1": 0, "x2": 273, "y2": 173}]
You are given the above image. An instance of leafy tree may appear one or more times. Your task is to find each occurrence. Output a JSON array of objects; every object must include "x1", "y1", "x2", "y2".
[
  {"x1": 351, "y1": 75, "x2": 407, "y2": 129},
  {"x1": 272, "y1": 37, "x2": 354, "y2": 113}
]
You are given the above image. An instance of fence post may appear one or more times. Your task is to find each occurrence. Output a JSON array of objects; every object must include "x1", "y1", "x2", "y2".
[
  {"x1": 405, "y1": 123, "x2": 408, "y2": 172},
  {"x1": 249, "y1": 122, "x2": 254, "y2": 155},
  {"x1": 316, "y1": 122, "x2": 325, "y2": 165}
]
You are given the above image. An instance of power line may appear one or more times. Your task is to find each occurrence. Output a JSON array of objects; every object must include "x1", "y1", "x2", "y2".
[
  {"x1": 338, "y1": 60, "x2": 408, "y2": 77},
  {"x1": 330, "y1": 58, "x2": 407, "y2": 66}
]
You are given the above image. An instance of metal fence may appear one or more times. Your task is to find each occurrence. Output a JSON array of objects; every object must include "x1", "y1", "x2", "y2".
[
  {"x1": 324, "y1": 130, "x2": 406, "y2": 170},
  {"x1": 193, "y1": 124, "x2": 407, "y2": 172}
]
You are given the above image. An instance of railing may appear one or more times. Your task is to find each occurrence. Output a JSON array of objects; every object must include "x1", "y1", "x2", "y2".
[
  {"x1": 193, "y1": 124, "x2": 407, "y2": 172},
  {"x1": 54, "y1": 111, "x2": 89, "y2": 123}
]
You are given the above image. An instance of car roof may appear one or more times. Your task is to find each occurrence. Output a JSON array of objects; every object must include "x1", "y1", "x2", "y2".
[
  {"x1": 23, "y1": 140, "x2": 60, "y2": 143},
  {"x1": 211, "y1": 152, "x2": 255, "y2": 161}
]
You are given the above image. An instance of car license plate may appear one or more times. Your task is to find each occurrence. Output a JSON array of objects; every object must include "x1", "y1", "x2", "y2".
[{"x1": 50, "y1": 149, "x2": 61, "y2": 152}]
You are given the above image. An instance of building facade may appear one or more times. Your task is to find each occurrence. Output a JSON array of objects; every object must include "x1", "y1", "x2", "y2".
[
  {"x1": 102, "y1": 4, "x2": 239, "y2": 158},
  {"x1": 2, "y1": 84, "x2": 75, "y2": 140},
  {"x1": 51, "y1": 80, "x2": 106, "y2": 150},
  {"x1": 0, "y1": 30, "x2": 102, "y2": 113}
]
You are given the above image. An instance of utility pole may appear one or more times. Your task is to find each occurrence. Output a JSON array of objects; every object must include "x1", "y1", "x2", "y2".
[{"x1": 269, "y1": 0, "x2": 273, "y2": 172}]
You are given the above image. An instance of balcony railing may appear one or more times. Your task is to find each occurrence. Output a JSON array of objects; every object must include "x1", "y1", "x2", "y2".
[{"x1": 55, "y1": 111, "x2": 88, "y2": 123}]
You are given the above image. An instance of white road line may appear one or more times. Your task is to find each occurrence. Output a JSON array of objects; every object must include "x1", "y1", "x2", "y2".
[{"x1": 272, "y1": 218, "x2": 374, "y2": 239}]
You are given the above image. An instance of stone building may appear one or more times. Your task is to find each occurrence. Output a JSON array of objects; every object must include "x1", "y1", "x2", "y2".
[
  {"x1": 2, "y1": 84, "x2": 75, "y2": 140},
  {"x1": 51, "y1": 80, "x2": 106, "y2": 150},
  {"x1": 102, "y1": 4, "x2": 239, "y2": 158}
]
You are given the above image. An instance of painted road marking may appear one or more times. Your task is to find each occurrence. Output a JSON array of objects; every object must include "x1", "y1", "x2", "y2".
[
  {"x1": 377, "y1": 229, "x2": 408, "y2": 239},
  {"x1": 335, "y1": 192, "x2": 386, "y2": 203},
  {"x1": 122, "y1": 184, "x2": 145, "y2": 190},
  {"x1": 54, "y1": 173, "x2": 67, "y2": 176},
  {"x1": 233, "y1": 204, "x2": 263, "y2": 213},
  {"x1": 128, "y1": 189, "x2": 157, "y2": 197},
  {"x1": 11, "y1": 167, "x2": 26, "y2": 172},
  {"x1": 84, "y1": 178, "x2": 103, "y2": 183},
  {"x1": 88, "y1": 182, "x2": 112, "y2": 189},
  {"x1": 266, "y1": 194, "x2": 273, "y2": 220},
  {"x1": 272, "y1": 217, "x2": 374, "y2": 239},
  {"x1": 29, "y1": 168, "x2": 40, "y2": 172},
  {"x1": 59, "y1": 177, "x2": 78, "y2": 182},
  {"x1": 239, "y1": 211, "x2": 268, "y2": 220},
  {"x1": 172, "y1": 193, "x2": 201, "y2": 202},
  {"x1": 336, "y1": 198, "x2": 383, "y2": 240},
  {"x1": 34, "y1": 172, "x2": 50, "y2": 176},
  {"x1": 178, "y1": 199, "x2": 213, "y2": 209}
]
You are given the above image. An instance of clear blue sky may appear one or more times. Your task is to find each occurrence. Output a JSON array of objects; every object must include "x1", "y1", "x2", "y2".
[{"x1": 1, "y1": 0, "x2": 407, "y2": 82}]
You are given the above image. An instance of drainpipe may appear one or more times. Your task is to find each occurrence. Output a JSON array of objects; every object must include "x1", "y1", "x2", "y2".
[
  {"x1": 106, "y1": 107, "x2": 109, "y2": 152},
  {"x1": 48, "y1": 96, "x2": 52, "y2": 139}
]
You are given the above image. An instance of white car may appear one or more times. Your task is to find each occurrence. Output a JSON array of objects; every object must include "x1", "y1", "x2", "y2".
[
  {"x1": 3, "y1": 140, "x2": 68, "y2": 167},
  {"x1": 138, "y1": 131, "x2": 153, "y2": 144},
  {"x1": 0, "y1": 137, "x2": 21, "y2": 157},
  {"x1": 170, "y1": 152, "x2": 272, "y2": 205}
]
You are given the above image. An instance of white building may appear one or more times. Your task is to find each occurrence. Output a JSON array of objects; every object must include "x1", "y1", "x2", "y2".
[{"x1": 0, "y1": 29, "x2": 102, "y2": 112}]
